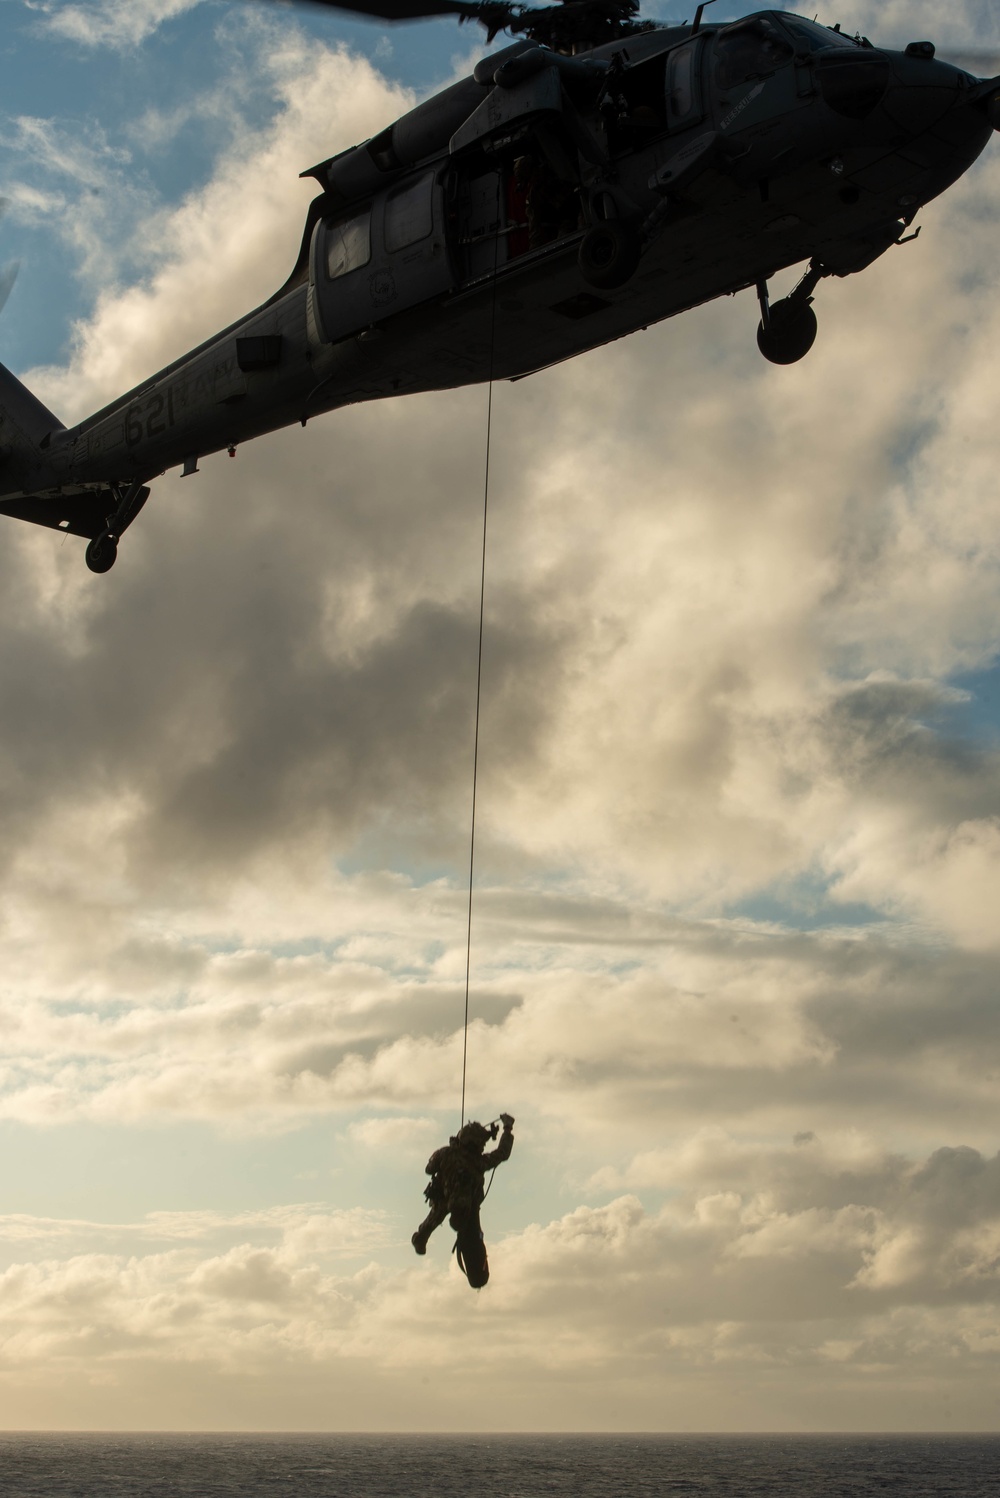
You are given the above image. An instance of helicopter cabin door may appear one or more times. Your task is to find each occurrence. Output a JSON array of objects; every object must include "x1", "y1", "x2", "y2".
[{"x1": 310, "y1": 169, "x2": 455, "y2": 345}]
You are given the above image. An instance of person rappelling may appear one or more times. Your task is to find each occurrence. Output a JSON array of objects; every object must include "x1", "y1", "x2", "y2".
[{"x1": 411, "y1": 1113, "x2": 514, "y2": 1288}]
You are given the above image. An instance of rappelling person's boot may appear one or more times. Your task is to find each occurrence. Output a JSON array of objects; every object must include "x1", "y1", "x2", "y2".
[{"x1": 411, "y1": 1202, "x2": 445, "y2": 1255}]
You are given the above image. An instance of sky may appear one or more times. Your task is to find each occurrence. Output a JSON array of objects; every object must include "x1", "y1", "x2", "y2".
[{"x1": 0, "y1": 0, "x2": 999, "y2": 1433}]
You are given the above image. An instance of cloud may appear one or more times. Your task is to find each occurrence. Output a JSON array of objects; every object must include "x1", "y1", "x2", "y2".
[
  {"x1": 36, "y1": 0, "x2": 205, "y2": 50},
  {"x1": 0, "y1": 1141, "x2": 998, "y2": 1428},
  {"x1": 0, "y1": 113, "x2": 152, "y2": 286},
  {"x1": 0, "y1": 1202, "x2": 390, "y2": 1252},
  {"x1": 0, "y1": 892, "x2": 998, "y2": 1142},
  {"x1": 346, "y1": 1116, "x2": 439, "y2": 1154}
]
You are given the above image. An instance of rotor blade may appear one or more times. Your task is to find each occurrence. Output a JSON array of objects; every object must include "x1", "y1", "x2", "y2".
[
  {"x1": 0, "y1": 262, "x2": 20, "y2": 318},
  {"x1": 272, "y1": 0, "x2": 487, "y2": 23}
]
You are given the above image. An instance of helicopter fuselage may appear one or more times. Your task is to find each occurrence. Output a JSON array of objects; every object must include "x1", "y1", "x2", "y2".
[{"x1": 1, "y1": 9, "x2": 996, "y2": 567}]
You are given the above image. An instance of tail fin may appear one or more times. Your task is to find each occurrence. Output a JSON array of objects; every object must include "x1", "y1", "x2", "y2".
[
  {"x1": 0, "y1": 363, "x2": 114, "y2": 542},
  {"x1": 0, "y1": 360, "x2": 64, "y2": 494}
]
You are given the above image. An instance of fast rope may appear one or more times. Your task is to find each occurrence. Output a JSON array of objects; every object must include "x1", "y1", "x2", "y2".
[{"x1": 460, "y1": 186, "x2": 503, "y2": 1130}]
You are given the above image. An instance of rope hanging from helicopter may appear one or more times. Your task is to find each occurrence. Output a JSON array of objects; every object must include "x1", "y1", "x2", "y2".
[{"x1": 459, "y1": 176, "x2": 504, "y2": 1131}]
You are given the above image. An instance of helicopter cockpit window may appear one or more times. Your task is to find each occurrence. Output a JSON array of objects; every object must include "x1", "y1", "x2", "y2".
[
  {"x1": 780, "y1": 17, "x2": 858, "y2": 52},
  {"x1": 816, "y1": 51, "x2": 890, "y2": 118},
  {"x1": 666, "y1": 43, "x2": 699, "y2": 121},
  {"x1": 384, "y1": 173, "x2": 435, "y2": 253},
  {"x1": 715, "y1": 18, "x2": 793, "y2": 91},
  {"x1": 326, "y1": 208, "x2": 371, "y2": 279}
]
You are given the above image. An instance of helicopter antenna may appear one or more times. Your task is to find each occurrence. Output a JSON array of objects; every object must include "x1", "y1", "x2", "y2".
[{"x1": 691, "y1": 0, "x2": 718, "y2": 34}]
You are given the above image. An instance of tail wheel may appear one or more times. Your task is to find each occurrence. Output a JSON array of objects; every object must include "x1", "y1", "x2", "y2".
[
  {"x1": 578, "y1": 220, "x2": 641, "y2": 290},
  {"x1": 85, "y1": 532, "x2": 118, "y2": 574}
]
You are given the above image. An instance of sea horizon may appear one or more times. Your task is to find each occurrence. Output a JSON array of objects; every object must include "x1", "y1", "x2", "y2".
[{"x1": 2, "y1": 1429, "x2": 996, "y2": 1495}]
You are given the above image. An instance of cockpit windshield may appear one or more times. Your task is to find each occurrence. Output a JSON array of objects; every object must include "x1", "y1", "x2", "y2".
[
  {"x1": 715, "y1": 17, "x2": 794, "y2": 90},
  {"x1": 779, "y1": 16, "x2": 859, "y2": 51}
]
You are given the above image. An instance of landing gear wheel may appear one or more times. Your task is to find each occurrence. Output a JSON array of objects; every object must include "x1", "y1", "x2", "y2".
[
  {"x1": 85, "y1": 531, "x2": 118, "y2": 574},
  {"x1": 757, "y1": 300, "x2": 818, "y2": 365},
  {"x1": 578, "y1": 220, "x2": 641, "y2": 290}
]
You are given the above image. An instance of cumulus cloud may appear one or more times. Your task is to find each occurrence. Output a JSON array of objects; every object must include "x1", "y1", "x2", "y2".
[
  {"x1": 0, "y1": 1141, "x2": 998, "y2": 1428},
  {"x1": 0, "y1": 887, "x2": 997, "y2": 1145}
]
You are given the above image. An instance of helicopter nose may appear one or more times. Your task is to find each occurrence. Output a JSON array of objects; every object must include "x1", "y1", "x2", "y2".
[
  {"x1": 836, "y1": 48, "x2": 993, "y2": 213},
  {"x1": 814, "y1": 47, "x2": 971, "y2": 133},
  {"x1": 880, "y1": 50, "x2": 971, "y2": 134}
]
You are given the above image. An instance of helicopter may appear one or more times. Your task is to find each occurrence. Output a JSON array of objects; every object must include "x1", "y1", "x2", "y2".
[{"x1": 1, "y1": 0, "x2": 998, "y2": 573}]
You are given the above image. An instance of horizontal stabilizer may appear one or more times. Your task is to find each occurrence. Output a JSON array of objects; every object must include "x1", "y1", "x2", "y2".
[{"x1": 0, "y1": 486, "x2": 149, "y2": 541}]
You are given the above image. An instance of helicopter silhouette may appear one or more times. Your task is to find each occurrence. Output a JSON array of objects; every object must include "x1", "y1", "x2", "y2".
[{"x1": 1, "y1": 1, "x2": 998, "y2": 572}]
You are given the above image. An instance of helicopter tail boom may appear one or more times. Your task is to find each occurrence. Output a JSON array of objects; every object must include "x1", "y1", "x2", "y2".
[{"x1": 0, "y1": 364, "x2": 138, "y2": 550}]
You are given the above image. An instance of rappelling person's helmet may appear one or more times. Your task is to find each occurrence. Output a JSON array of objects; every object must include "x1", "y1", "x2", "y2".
[{"x1": 456, "y1": 1121, "x2": 491, "y2": 1151}]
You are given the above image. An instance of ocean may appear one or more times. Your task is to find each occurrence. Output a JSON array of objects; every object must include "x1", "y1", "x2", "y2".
[{"x1": 0, "y1": 1434, "x2": 996, "y2": 1496}]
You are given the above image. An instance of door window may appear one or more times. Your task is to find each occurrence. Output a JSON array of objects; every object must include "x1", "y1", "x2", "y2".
[
  {"x1": 326, "y1": 208, "x2": 371, "y2": 279},
  {"x1": 666, "y1": 44, "x2": 699, "y2": 122},
  {"x1": 384, "y1": 173, "x2": 435, "y2": 253}
]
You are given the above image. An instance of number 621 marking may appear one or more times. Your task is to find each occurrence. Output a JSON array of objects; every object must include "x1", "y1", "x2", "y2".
[{"x1": 125, "y1": 387, "x2": 175, "y2": 446}]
